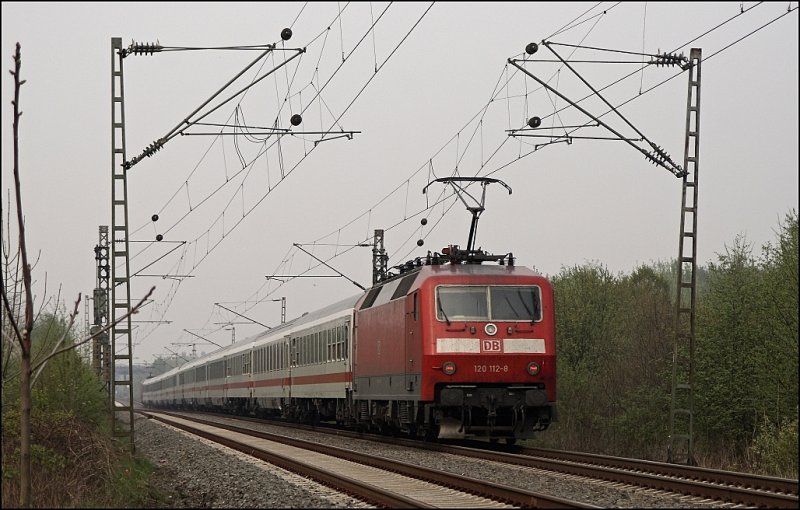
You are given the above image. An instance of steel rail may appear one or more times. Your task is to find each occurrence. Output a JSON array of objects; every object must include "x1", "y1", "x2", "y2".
[{"x1": 517, "y1": 446, "x2": 799, "y2": 498}]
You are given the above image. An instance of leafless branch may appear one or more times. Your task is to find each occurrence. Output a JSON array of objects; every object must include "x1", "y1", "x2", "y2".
[
  {"x1": 30, "y1": 293, "x2": 81, "y2": 384},
  {"x1": 10, "y1": 43, "x2": 32, "y2": 358},
  {"x1": 30, "y1": 286, "x2": 156, "y2": 378},
  {"x1": 1, "y1": 283, "x2": 23, "y2": 344},
  {"x1": 31, "y1": 281, "x2": 58, "y2": 363}
]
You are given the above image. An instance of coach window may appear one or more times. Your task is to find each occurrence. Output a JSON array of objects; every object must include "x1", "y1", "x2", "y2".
[{"x1": 270, "y1": 344, "x2": 275, "y2": 371}]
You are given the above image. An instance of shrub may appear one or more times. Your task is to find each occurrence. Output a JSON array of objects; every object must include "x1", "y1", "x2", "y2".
[{"x1": 748, "y1": 415, "x2": 798, "y2": 478}]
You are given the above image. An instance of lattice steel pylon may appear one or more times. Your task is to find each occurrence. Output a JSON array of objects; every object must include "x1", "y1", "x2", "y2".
[
  {"x1": 91, "y1": 226, "x2": 110, "y2": 388},
  {"x1": 372, "y1": 229, "x2": 388, "y2": 284},
  {"x1": 110, "y1": 37, "x2": 135, "y2": 453},
  {"x1": 668, "y1": 48, "x2": 702, "y2": 465}
]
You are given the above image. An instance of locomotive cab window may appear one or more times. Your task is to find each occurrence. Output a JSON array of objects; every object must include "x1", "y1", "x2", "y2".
[{"x1": 435, "y1": 285, "x2": 542, "y2": 322}]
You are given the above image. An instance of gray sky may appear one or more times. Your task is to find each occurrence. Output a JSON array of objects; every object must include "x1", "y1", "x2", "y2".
[{"x1": 2, "y1": 2, "x2": 797, "y2": 363}]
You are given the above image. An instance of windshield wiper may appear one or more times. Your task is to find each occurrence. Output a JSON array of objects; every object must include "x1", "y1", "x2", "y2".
[
  {"x1": 531, "y1": 291, "x2": 540, "y2": 324},
  {"x1": 438, "y1": 299, "x2": 452, "y2": 326},
  {"x1": 512, "y1": 289, "x2": 537, "y2": 324}
]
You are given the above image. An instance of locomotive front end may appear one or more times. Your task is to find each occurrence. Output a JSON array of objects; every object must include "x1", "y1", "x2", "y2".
[{"x1": 421, "y1": 265, "x2": 557, "y2": 442}]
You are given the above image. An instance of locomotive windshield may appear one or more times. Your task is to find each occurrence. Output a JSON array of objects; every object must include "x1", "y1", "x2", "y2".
[{"x1": 435, "y1": 285, "x2": 541, "y2": 322}]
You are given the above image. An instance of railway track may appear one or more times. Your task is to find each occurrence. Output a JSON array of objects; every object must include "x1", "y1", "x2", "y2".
[
  {"x1": 442, "y1": 442, "x2": 799, "y2": 509},
  {"x1": 508, "y1": 445, "x2": 799, "y2": 505},
  {"x1": 139, "y1": 410, "x2": 595, "y2": 509},
  {"x1": 140, "y1": 409, "x2": 798, "y2": 508}
]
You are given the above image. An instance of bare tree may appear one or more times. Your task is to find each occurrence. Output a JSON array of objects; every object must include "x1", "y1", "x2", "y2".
[{"x1": 3, "y1": 42, "x2": 154, "y2": 509}]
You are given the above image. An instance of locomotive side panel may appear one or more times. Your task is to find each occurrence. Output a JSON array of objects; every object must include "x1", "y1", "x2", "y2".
[{"x1": 353, "y1": 298, "x2": 407, "y2": 399}]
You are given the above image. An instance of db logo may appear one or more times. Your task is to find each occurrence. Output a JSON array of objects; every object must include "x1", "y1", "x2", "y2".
[{"x1": 480, "y1": 339, "x2": 503, "y2": 353}]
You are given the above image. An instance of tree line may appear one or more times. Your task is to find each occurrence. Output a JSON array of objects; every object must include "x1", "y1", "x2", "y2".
[{"x1": 537, "y1": 210, "x2": 798, "y2": 478}]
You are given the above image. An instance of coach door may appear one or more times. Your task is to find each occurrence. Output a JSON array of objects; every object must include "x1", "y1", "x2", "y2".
[
  {"x1": 404, "y1": 291, "x2": 422, "y2": 394},
  {"x1": 343, "y1": 318, "x2": 352, "y2": 388},
  {"x1": 286, "y1": 335, "x2": 295, "y2": 401}
]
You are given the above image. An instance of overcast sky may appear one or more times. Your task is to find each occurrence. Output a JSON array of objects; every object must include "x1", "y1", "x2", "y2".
[{"x1": 2, "y1": 2, "x2": 797, "y2": 364}]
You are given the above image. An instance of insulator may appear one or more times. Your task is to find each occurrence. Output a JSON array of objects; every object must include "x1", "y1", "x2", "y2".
[
  {"x1": 650, "y1": 50, "x2": 686, "y2": 68},
  {"x1": 649, "y1": 142, "x2": 671, "y2": 162},
  {"x1": 525, "y1": 42, "x2": 539, "y2": 55},
  {"x1": 143, "y1": 139, "x2": 165, "y2": 158},
  {"x1": 156, "y1": 234, "x2": 163, "y2": 242},
  {"x1": 420, "y1": 218, "x2": 427, "y2": 226},
  {"x1": 281, "y1": 28, "x2": 293, "y2": 41},
  {"x1": 127, "y1": 41, "x2": 162, "y2": 56},
  {"x1": 152, "y1": 214, "x2": 159, "y2": 222},
  {"x1": 290, "y1": 114, "x2": 302, "y2": 126},
  {"x1": 528, "y1": 116, "x2": 542, "y2": 128},
  {"x1": 417, "y1": 239, "x2": 424, "y2": 247}
]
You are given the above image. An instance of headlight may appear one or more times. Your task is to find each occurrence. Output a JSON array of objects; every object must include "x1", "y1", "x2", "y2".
[
  {"x1": 442, "y1": 361, "x2": 457, "y2": 375},
  {"x1": 484, "y1": 323, "x2": 497, "y2": 336},
  {"x1": 526, "y1": 361, "x2": 541, "y2": 376}
]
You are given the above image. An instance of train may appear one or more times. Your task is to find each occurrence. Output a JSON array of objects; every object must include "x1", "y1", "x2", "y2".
[{"x1": 141, "y1": 244, "x2": 557, "y2": 443}]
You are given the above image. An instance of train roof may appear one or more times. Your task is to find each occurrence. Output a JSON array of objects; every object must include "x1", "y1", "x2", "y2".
[{"x1": 143, "y1": 292, "x2": 364, "y2": 385}]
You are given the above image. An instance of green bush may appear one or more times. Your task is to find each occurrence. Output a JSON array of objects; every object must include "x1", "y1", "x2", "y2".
[
  {"x1": 2, "y1": 313, "x2": 164, "y2": 507},
  {"x1": 749, "y1": 415, "x2": 799, "y2": 478}
]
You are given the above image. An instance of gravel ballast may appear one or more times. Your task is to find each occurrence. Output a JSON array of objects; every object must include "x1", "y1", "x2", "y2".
[{"x1": 133, "y1": 414, "x2": 370, "y2": 508}]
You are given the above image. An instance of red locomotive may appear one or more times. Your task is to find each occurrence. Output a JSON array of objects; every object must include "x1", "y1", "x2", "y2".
[
  {"x1": 142, "y1": 178, "x2": 557, "y2": 443},
  {"x1": 351, "y1": 246, "x2": 557, "y2": 441}
]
